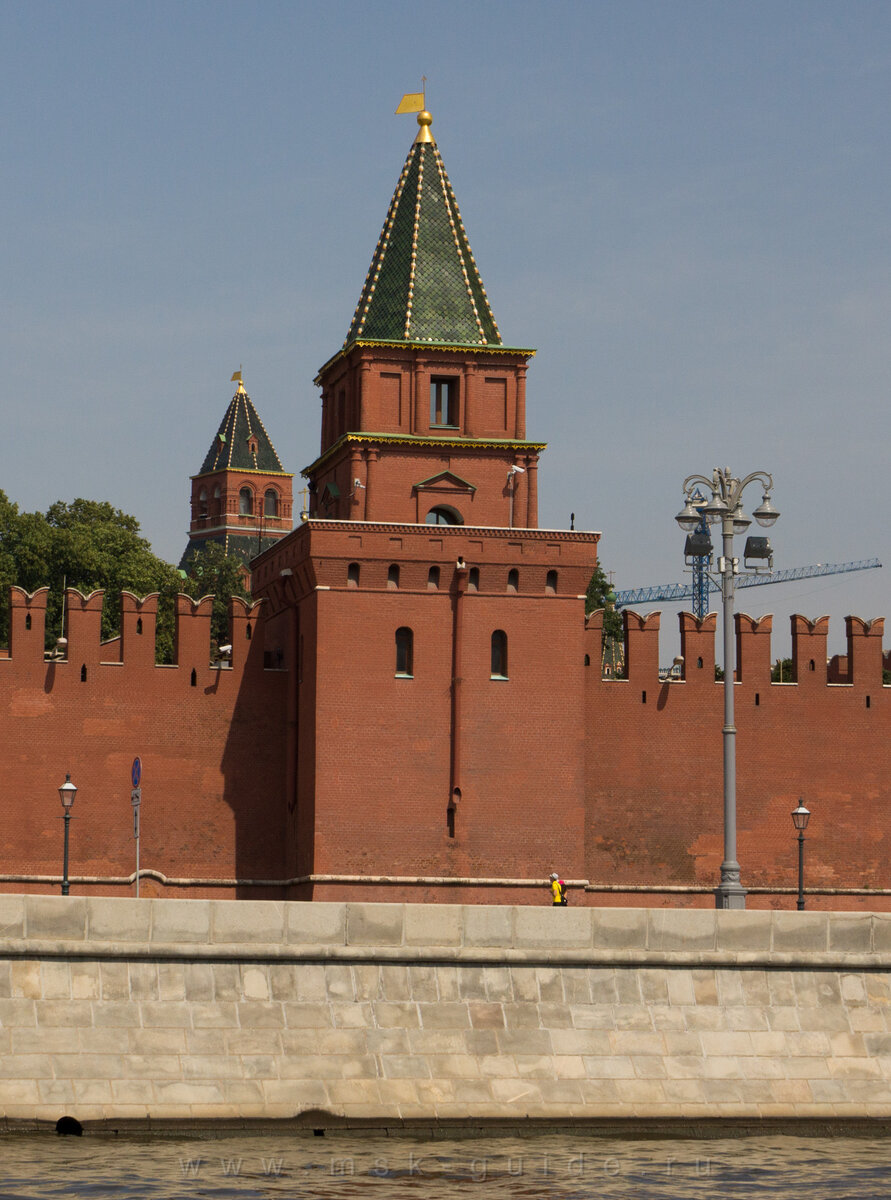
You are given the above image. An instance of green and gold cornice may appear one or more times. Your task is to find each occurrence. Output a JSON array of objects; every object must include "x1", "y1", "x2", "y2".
[
  {"x1": 314, "y1": 340, "x2": 535, "y2": 386},
  {"x1": 302, "y1": 431, "x2": 547, "y2": 479}
]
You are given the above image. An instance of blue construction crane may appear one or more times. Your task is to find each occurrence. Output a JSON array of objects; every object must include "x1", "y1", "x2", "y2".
[{"x1": 615, "y1": 557, "x2": 882, "y2": 616}]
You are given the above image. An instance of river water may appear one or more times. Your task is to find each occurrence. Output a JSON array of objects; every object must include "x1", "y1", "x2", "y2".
[{"x1": 1, "y1": 1132, "x2": 889, "y2": 1199}]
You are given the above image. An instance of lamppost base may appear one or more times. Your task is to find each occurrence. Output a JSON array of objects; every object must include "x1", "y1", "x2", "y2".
[{"x1": 714, "y1": 882, "x2": 747, "y2": 910}]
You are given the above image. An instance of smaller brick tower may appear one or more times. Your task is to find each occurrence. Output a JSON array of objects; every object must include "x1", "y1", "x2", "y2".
[{"x1": 180, "y1": 373, "x2": 294, "y2": 571}]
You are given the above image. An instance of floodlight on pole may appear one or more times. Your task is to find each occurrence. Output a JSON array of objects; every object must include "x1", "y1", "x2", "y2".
[{"x1": 675, "y1": 467, "x2": 779, "y2": 909}]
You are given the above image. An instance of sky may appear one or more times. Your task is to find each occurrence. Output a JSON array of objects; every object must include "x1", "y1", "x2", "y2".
[{"x1": 2, "y1": 0, "x2": 889, "y2": 658}]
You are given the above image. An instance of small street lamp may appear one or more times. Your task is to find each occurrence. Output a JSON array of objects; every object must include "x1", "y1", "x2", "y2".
[
  {"x1": 58, "y1": 773, "x2": 77, "y2": 896},
  {"x1": 791, "y1": 801, "x2": 811, "y2": 910},
  {"x1": 676, "y1": 467, "x2": 779, "y2": 909}
]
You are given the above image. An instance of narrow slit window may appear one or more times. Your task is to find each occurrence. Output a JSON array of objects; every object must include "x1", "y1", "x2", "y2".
[
  {"x1": 545, "y1": 570, "x2": 558, "y2": 595},
  {"x1": 427, "y1": 566, "x2": 440, "y2": 590},
  {"x1": 507, "y1": 568, "x2": 519, "y2": 593},
  {"x1": 491, "y1": 630, "x2": 508, "y2": 679},
  {"x1": 395, "y1": 627, "x2": 413, "y2": 677},
  {"x1": 448, "y1": 789, "x2": 459, "y2": 839},
  {"x1": 387, "y1": 564, "x2": 400, "y2": 589},
  {"x1": 347, "y1": 562, "x2": 360, "y2": 588},
  {"x1": 468, "y1": 567, "x2": 479, "y2": 591}
]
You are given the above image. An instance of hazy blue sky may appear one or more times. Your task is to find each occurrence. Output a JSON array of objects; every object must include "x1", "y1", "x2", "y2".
[{"x1": 2, "y1": 0, "x2": 888, "y2": 656}]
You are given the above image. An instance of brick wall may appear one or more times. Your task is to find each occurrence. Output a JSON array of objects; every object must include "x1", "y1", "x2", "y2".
[
  {"x1": 0, "y1": 588, "x2": 288, "y2": 898},
  {"x1": 584, "y1": 610, "x2": 890, "y2": 909},
  {"x1": 0, "y1": 575, "x2": 887, "y2": 905}
]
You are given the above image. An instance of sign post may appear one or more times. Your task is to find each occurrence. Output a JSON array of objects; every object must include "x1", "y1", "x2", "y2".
[{"x1": 131, "y1": 758, "x2": 142, "y2": 898}]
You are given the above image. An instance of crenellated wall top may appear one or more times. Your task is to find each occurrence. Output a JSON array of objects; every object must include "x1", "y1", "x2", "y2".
[
  {"x1": 586, "y1": 607, "x2": 889, "y2": 689},
  {"x1": 3, "y1": 586, "x2": 272, "y2": 675}
]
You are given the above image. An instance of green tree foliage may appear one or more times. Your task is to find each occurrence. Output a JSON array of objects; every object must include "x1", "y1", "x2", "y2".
[
  {"x1": 585, "y1": 560, "x2": 623, "y2": 642},
  {"x1": 585, "y1": 560, "x2": 625, "y2": 677},
  {"x1": 0, "y1": 494, "x2": 184, "y2": 652},
  {"x1": 771, "y1": 657, "x2": 794, "y2": 682},
  {"x1": 179, "y1": 541, "x2": 251, "y2": 648},
  {"x1": 0, "y1": 495, "x2": 249, "y2": 662}
]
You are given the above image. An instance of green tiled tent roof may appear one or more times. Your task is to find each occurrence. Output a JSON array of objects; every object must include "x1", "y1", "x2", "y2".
[
  {"x1": 345, "y1": 125, "x2": 501, "y2": 348},
  {"x1": 198, "y1": 383, "x2": 287, "y2": 476}
]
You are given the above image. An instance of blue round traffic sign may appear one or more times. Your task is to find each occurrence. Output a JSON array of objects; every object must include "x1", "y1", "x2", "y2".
[{"x1": 131, "y1": 757, "x2": 142, "y2": 788}]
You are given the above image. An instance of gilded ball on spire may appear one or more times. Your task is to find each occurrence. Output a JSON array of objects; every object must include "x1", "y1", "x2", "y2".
[{"x1": 414, "y1": 110, "x2": 434, "y2": 144}]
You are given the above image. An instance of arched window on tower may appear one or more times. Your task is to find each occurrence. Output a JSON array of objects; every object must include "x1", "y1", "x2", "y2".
[
  {"x1": 387, "y1": 564, "x2": 400, "y2": 589},
  {"x1": 347, "y1": 562, "x2": 360, "y2": 588},
  {"x1": 507, "y1": 568, "x2": 519, "y2": 593},
  {"x1": 198, "y1": 488, "x2": 208, "y2": 520},
  {"x1": 264, "y1": 489, "x2": 278, "y2": 517},
  {"x1": 491, "y1": 630, "x2": 508, "y2": 679},
  {"x1": 239, "y1": 487, "x2": 253, "y2": 515},
  {"x1": 546, "y1": 570, "x2": 558, "y2": 595},
  {"x1": 395, "y1": 627, "x2": 414, "y2": 677},
  {"x1": 213, "y1": 484, "x2": 221, "y2": 516},
  {"x1": 425, "y1": 506, "x2": 463, "y2": 525}
]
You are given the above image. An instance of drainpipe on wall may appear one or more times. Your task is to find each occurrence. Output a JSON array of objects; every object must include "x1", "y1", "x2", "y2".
[{"x1": 450, "y1": 558, "x2": 469, "y2": 820}]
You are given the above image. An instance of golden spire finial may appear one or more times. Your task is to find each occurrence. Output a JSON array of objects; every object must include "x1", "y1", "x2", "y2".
[
  {"x1": 395, "y1": 79, "x2": 434, "y2": 144},
  {"x1": 231, "y1": 367, "x2": 246, "y2": 395}
]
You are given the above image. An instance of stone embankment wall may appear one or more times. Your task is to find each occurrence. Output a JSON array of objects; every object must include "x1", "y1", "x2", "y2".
[{"x1": 0, "y1": 896, "x2": 889, "y2": 1124}]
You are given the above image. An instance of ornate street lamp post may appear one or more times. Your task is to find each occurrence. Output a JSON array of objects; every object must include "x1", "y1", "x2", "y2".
[
  {"x1": 58, "y1": 773, "x2": 77, "y2": 896},
  {"x1": 676, "y1": 468, "x2": 779, "y2": 909},
  {"x1": 791, "y1": 801, "x2": 811, "y2": 910}
]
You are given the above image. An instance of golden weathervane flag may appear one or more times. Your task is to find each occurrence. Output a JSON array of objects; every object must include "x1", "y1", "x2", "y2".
[
  {"x1": 395, "y1": 92, "x2": 425, "y2": 114},
  {"x1": 231, "y1": 370, "x2": 242, "y2": 383}
]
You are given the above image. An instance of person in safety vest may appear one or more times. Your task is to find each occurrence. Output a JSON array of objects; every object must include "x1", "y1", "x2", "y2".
[{"x1": 549, "y1": 872, "x2": 568, "y2": 906}]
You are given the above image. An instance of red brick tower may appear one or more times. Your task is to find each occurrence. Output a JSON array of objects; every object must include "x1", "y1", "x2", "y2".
[
  {"x1": 252, "y1": 109, "x2": 599, "y2": 902},
  {"x1": 181, "y1": 372, "x2": 294, "y2": 572}
]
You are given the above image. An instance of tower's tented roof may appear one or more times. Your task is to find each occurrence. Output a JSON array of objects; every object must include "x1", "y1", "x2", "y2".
[
  {"x1": 198, "y1": 381, "x2": 287, "y2": 477},
  {"x1": 345, "y1": 116, "x2": 501, "y2": 348}
]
